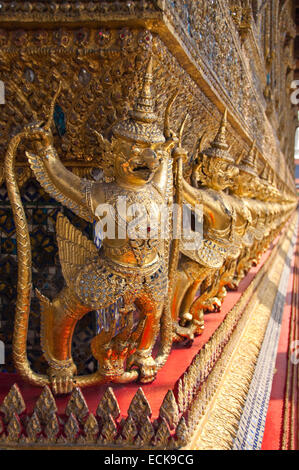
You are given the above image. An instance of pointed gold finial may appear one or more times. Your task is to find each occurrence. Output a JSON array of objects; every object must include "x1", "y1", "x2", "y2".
[
  {"x1": 172, "y1": 113, "x2": 189, "y2": 162},
  {"x1": 178, "y1": 113, "x2": 189, "y2": 147},
  {"x1": 164, "y1": 90, "x2": 179, "y2": 140},
  {"x1": 128, "y1": 387, "x2": 152, "y2": 422},
  {"x1": 236, "y1": 149, "x2": 245, "y2": 165},
  {"x1": 260, "y1": 163, "x2": 269, "y2": 181},
  {"x1": 203, "y1": 108, "x2": 235, "y2": 163},
  {"x1": 159, "y1": 390, "x2": 179, "y2": 429},
  {"x1": 0, "y1": 383, "x2": 26, "y2": 423},
  {"x1": 239, "y1": 140, "x2": 258, "y2": 176},
  {"x1": 254, "y1": 148, "x2": 258, "y2": 166},
  {"x1": 45, "y1": 81, "x2": 62, "y2": 131},
  {"x1": 131, "y1": 56, "x2": 156, "y2": 124},
  {"x1": 212, "y1": 108, "x2": 228, "y2": 150},
  {"x1": 112, "y1": 56, "x2": 165, "y2": 144},
  {"x1": 245, "y1": 140, "x2": 256, "y2": 166}
]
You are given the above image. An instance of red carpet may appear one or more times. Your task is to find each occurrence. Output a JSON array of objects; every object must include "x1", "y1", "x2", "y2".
[
  {"x1": 262, "y1": 225, "x2": 299, "y2": 450},
  {"x1": 0, "y1": 238, "x2": 280, "y2": 420}
]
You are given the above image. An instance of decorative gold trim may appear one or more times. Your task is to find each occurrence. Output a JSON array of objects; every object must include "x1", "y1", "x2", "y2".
[
  {"x1": 185, "y1": 215, "x2": 297, "y2": 450},
  {"x1": 0, "y1": 216, "x2": 296, "y2": 450},
  {"x1": 282, "y1": 236, "x2": 299, "y2": 450}
]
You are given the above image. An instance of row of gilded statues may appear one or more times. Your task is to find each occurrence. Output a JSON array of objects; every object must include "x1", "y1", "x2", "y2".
[{"x1": 5, "y1": 59, "x2": 296, "y2": 394}]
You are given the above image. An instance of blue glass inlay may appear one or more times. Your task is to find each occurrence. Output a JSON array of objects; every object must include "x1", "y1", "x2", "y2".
[
  {"x1": 54, "y1": 103, "x2": 66, "y2": 137},
  {"x1": 96, "y1": 297, "x2": 124, "y2": 335}
]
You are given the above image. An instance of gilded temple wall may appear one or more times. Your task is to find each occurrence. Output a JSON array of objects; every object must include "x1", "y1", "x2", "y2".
[{"x1": 0, "y1": 0, "x2": 297, "y2": 373}]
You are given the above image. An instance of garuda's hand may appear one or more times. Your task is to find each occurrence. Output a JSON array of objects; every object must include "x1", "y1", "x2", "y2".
[{"x1": 172, "y1": 145, "x2": 188, "y2": 163}]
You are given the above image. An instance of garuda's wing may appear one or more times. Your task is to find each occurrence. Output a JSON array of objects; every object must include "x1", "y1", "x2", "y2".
[
  {"x1": 56, "y1": 213, "x2": 98, "y2": 287},
  {"x1": 26, "y1": 151, "x2": 94, "y2": 223},
  {"x1": 179, "y1": 199, "x2": 225, "y2": 269}
]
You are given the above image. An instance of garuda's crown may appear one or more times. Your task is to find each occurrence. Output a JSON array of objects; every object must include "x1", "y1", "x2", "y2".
[
  {"x1": 203, "y1": 109, "x2": 235, "y2": 163},
  {"x1": 239, "y1": 141, "x2": 258, "y2": 177},
  {"x1": 112, "y1": 57, "x2": 165, "y2": 145}
]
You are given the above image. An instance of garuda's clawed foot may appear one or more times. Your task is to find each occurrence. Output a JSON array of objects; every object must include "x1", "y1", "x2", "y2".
[
  {"x1": 127, "y1": 351, "x2": 157, "y2": 384},
  {"x1": 48, "y1": 361, "x2": 77, "y2": 395},
  {"x1": 173, "y1": 321, "x2": 195, "y2": 343},
  {"x1": 227, "y1": 282, "x2": 238, "y2": 291},
  {"x1": 192, "y1": 318, "x2": 204, "y2": 336}
]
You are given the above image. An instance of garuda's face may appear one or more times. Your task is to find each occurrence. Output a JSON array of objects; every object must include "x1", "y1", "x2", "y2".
[
  {"x1": 210, "y1": 160, "x2": 239, "y2": 191},
  {"x1": 115, "y1": 140, "x2": 163, "y2": 186},
  {"x1": 233, "y1": 172, "x2": 257, "y2": 197},
  {"x1": 194, "y1": 155, "x2": 239, "y2": 191}
]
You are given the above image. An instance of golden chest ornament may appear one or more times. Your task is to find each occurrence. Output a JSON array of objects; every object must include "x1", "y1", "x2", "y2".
[{"x1": 100, "y1": 183, "x2": 166, "y2": 264}]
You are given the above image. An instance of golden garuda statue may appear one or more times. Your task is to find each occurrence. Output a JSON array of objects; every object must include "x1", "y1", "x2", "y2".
[
  {"x1": 5, "y1": 58, "x2": 194, "y2": 394},
  {"x1": 5, "y1": 55, "x2": 294, "y2": 396}
]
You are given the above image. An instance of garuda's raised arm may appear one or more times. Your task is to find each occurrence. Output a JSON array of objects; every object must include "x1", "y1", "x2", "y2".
[{"x1": 26, "y1": 125, "x2": 94, "y2": 223}]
